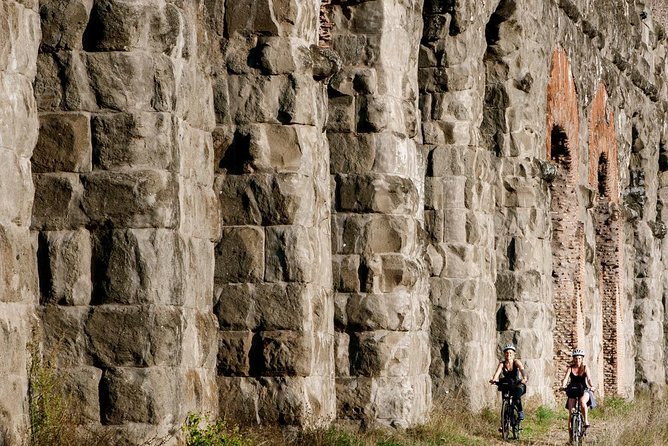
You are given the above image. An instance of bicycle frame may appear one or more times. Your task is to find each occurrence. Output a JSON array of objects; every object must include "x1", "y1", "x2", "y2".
[
  {"x1": 497, "y1": 384, "x2": 521, "y2": 440},
  {"x1": 570, "y1": 403, "x2": 585, "y2": 445}
]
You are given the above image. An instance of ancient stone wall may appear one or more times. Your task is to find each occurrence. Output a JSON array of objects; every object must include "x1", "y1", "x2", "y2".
[
  {"x1": 211, "y1": 0, "x2": 336, "y2": 427},
  {"x1": 2, "y1": 0, "x2": 668, "y2": 443},
  {"x1": 0, "y1": 1, "x2": 40, "y2": 443}
]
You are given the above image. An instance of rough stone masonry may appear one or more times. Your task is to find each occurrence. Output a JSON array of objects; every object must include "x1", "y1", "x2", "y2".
[{"x1": 1, "y1": 0, "x2": 668, "y2": 443}]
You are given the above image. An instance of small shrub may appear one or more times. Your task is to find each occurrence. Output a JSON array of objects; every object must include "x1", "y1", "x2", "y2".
[
  {"x1": 28, "y1": 345, "x2": 77, "y2": 446},
  {"x1": 183, "y1": 413, "x2": 252, "y2": 446}
]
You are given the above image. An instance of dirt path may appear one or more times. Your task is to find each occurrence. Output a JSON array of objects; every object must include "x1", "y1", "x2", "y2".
[{"x1": 485, "y1": 418, "x2": 612, "y2": 445}]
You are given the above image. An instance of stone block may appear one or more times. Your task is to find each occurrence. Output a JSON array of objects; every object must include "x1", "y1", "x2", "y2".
[
  {"x1": 430, "y1": 277, "x2": 490, "y2": 311},
  {"x1": 442, "y1": 209, "x2": 467, "y2": 243},
  {"x1": 0, "y1": 373, "x2": 28, "y2": 445},
  {"x1": 90, "y1": 229, "x2": 185, "y2": 306},
  {"x1": 215, "y1": 226, "x2": 264, "y2": 284},
  {"x1": 39, "y1": 229, "x2": 91, "y2": 306},
  {"x1": 336, "y1": 377, "x2": 373, "y2": 420},
  {"x1": 0, "y1": 225, "x2": 37, "y2": 304},
  {"x1": 52, "y1": 51, "x2": 97, "y2": 112},
  {"x1": 179, "y1": 179, "x2": 221, "y2": 240},
  {"x1": 349, "y1": 331, "x2": 414, "y2": 377},
  {"x1": 0, "y1": 2, "x2": 39, "y2": 75},
  {"x1": 265, "y1": 225, "x2": 315, "y2": 283},
  {"x1": 366, "y1": 216, "x2": 416, "y2": 255},
  {"x1": 91, "y1": 112, "x2": 174, "y2": 171},
  {"x1": 332, "y1": 255, "x2": 360, "y2": 293},
  {"x1": 41, "y1": 305, "x2": 90, "y2": 367},
  {"x1": 0, "y1": 74, "x2": 39, "y2": 156},
  {"x1": 327, "y1": 95, "x2": 355, "y2": 132},
  {"x1": 59, "y1": 366, "x2": 102, "y2": 423},
  {"x1": 441, "y1": 244, "x2": 480, "y2": 278},
  {"x1": 371, "y1": 375, "x2": 431, "y2": 426},
  {"x1": 333, "y1": 214, "x2": 416, "y2": 255},
  {"x1": 226, "y1": 74, "x2": 284, "y2": 124},
  {"x1": 176, "y1": 64, "x2": 217, "y2": 131},
  {"x1": 86, "y1": 305, "x2": 184, "y2": 367},
  {"x1": 259, "y1": 330, "x2": 311, "y2": 376},
  {"x1": 100, "y1": 366, "x2": 180, "y2": 424},
  {"x1": 32, "y1": 173, "x2": 87, "y2": 230},
  {"x1": 425, "y1": 176, "x2": 466, "y2": 209},
  {"x1": 181, "y1": 367, "x2": 219, "y2": 416},
  {"x1": 256, "y1": 37, "x2": 309, "y2": 74},
  {"x1": 335, "y1": 331, "x2": 350, "y2": 376},
  {"x1": 81, "y1": 170, "x2": 178, "y2": 228},
  {"x1": 279, "y1": 74, "x2": 324, "y2": 126},
  {"x1": 218, "y1": 124, "x2": 315, "y2": 175},
  {"x1": 178, "y1": 123, "x2": 214, "y2": 184},
  {"x1": 39, "y1": 0, "x2": 93, "y2": 51},
  {"x1": 334, "y1": 293, "x2": 348, "y2": 329},
  {"x1": 181, "y1": 309, "x2": 218, "y2": 369},
  {"x1": 85, "y1": 52, "x2": 174, "y2": 112},
  {"x1": 218, "y1": 376, "x2": 322, "y2": 426},
  {"x1": 33, "y1": 112, "x2": 91, "y2": 173},
  {"x1": 346, "y1": 291, "x2": 413, "y2": 331},
  {"x1": 84, "y1": 0, "x2": 181, "y2": 53},
  {"x1": 34, "y1": 53, "x2": 64, "y2": 111},
  {"x1": 183, "y1": 237, "x2": 215, "y2": 311},
  {"x1": 357, "y1": 96, "x2": 405, "y2": 134},
  {"x1": 218, "y1": 331, "x2": 253, "y2": 376},
  {"x1": 214, "y1": 282, "x2": 308, "y2": 331},
  {"x1": 216, "y1": 173, "x2": 315, "y2": 226},
  {"x1": 376, "y1": 254, "x2": 420, "y2": 293},
  {"x1": 328, "y1": 132, "x2": 376, "y2": 174},
  {"x1": 336, "y1": 174, "x2": 419, "y2": 215}
]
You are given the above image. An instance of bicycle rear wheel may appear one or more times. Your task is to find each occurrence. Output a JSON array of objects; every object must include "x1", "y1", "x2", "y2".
[{"x1": 501, "y1": 399, "x2": 510, "y2": 440}]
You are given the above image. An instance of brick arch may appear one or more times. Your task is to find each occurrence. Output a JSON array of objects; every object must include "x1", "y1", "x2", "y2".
[
  {"x1": 546, "y1": 47, "x2": 579, "y2": 174},
  {"x1": 588, "y1": 83, "x2": 624, "y2": 397},
  {"x1": 588, "y1": 84, "x2": 620, "y2": 203},
  {"x1": 546, "y1": 47, "x2": 583, "y2": 386}
]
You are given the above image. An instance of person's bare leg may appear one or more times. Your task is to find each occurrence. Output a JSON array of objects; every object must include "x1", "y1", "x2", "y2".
[
  {"x1": 581, "y1": 393, "x2": 590, "y2": 426},
  {"x1": 567, "y1": 398, "x2": 576, "y2": 432}
]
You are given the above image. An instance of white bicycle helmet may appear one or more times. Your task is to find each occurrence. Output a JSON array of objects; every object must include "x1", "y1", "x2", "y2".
[
  {"x1": 503, "y1": 343, "x2": 516, "y2": 352},
  {"x1": 572, "y1": 348, "x2": 585, "y2": 357}
]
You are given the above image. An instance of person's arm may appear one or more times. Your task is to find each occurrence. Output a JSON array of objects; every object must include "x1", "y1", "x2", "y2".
[
  {"x1": 584, "y1": 365, "x2": 595, "y2": 391},
  {"x1": 490, "y1": 362, "x2": 503, "y2": 383},
  {"x1": 560, "y1": 366, "x2": 570, "y2": 389},
  {"x1": 515, "y1": 359, "x2": 527, "y2": 384}
]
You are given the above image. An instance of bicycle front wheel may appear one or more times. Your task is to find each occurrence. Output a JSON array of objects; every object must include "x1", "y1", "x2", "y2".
[
  {"x1": 571, "y1": 412, "x2": 583, "y2": 445},
  {"x1": 501, "y1": 399, "x2": 510, "y2": 440}
]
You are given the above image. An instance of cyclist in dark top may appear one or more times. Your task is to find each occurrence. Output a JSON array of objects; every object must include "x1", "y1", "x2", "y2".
[
  {"x1": 490, "y1": 343, "x2": 528, "y2": 420},
  {"x1": 561, "y1": 348, "x2": 595, "y2": 429}
]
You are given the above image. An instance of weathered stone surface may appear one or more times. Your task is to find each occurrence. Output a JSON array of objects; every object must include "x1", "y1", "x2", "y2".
[
  {"x1": 81, "y1": 170, "x2": 178, "y2": 228},
  {"x1": 59, "y1": 366, "x2": 102, "y2": 423},
  {"x1": 39, "y1": 0, "x2": 93, "y2": 51},
  {"x1": 214, "y1": 283, "x2": 309, "y2": 332},
  {"x1": 32, "y1": 173, "x2": 87, "y2": 230},
  {"x1": 90, "y1": 229, "x2": 185, "y2": 306},
  {"x1": 33, "y1": 112, "x2": 91, "y2": 173},
  {"x1": 39, "y1": 229, "x2": 91, "y2": 306},
  {"x1": 91, "y1": 112, "x2": 174, "y2": 170},
  {"x1": 215, "y1": 227, "x2": 264, "y2": 284},
  {"x1": 100, "y1": 367, "x2": 180, "y2": 424},
  {"x1": 0, "y1": 225, "x2": 38, "y2": 304},
  {"x1": 216, "y1": 174, "x2": 316, "y2": 226},
  {"x1": 86, "y1": 305, "x2": 184, "y2": 367},
  {"x1": 85, "y1": 52, "x2": 175, "y2": 112}
]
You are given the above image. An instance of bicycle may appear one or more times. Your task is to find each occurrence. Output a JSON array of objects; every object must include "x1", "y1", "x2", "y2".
[
  {"x1": 561, "y1": 388, "x2": 587, "y2": 445},
  {"x1": 492, "y1": 381, "x2": 522, "y2": 440}
]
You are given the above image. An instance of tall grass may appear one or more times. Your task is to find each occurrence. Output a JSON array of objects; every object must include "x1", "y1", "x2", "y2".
[{"x1": 593, "y1": 391, "x2": 668, "y2": 445}]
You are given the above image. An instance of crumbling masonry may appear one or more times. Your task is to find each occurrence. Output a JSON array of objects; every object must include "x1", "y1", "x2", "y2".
[{"x1": 1, "y1": 0, "x2": 668, "y2": 443}]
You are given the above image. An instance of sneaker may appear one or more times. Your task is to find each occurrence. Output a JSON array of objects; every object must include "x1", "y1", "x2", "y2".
[{"x1": 518, "y1": 411, "x2": 525, "y2": 420}]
